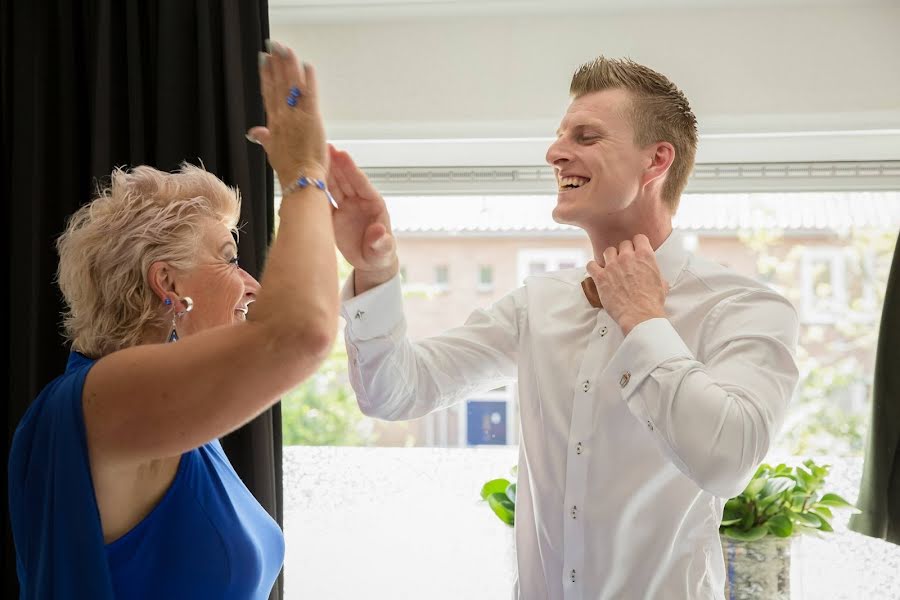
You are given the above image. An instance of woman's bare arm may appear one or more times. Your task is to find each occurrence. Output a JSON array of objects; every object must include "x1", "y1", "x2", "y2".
[{"x1": 82, "y1": 46, "x2": 339, "y2": 468}]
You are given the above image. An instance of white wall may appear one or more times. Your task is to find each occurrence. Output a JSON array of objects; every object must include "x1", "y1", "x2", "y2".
[{"x1": 272, "y1": 5, "x2": 900, "y2": 165}]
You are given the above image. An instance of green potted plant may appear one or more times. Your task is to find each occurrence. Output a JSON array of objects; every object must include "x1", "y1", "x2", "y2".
[
  {"x1": 481, "y1": 459, "x2": 857, "y2": 599},
  {"x1": 480, "y1": 467, "x2": 518, "y2": 570},
  {"x1": 720, "y1": 459, "x2": 857, "y2": 600},
  {"x1": 480, "y1": 471, "x2": 516, "y2": 527}
]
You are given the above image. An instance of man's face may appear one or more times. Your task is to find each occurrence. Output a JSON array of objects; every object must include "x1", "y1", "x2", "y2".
[{"x1": 545, "y1": 88, "x2": 651, "y2": 229}]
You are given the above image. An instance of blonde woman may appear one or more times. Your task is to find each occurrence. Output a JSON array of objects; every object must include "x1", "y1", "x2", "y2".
[{"x1": 8, "y1": 42, "x2": 334, "y2": 599}]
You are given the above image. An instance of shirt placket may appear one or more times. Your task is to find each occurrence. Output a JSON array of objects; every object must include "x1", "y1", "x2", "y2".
[{"x1": 562, "y1": 317, "x2": 613, "y2": 600}]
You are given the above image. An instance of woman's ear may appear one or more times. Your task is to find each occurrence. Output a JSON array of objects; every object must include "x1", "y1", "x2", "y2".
[{"x1": 147, "y1": 261, "x2": 176, "y2": 302}]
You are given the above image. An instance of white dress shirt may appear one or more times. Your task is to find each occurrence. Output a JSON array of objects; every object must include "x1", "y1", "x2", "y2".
[{"x1": 340, "y1": 232, "x2": 800, "y2": 600}]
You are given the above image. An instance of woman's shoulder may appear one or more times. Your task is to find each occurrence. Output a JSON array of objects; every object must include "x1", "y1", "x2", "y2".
[
  {"x1": 8, "y1": 352, "x2": 114, "y2": 598},
  {"x1": 12, "y1": 352, "x2": 97, "y2": 448},
  {"x1": 9, "y1": 351, "x2": 100, "y2": 516}
]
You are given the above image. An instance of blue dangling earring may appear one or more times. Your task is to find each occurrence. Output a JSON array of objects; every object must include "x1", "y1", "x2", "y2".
[
  {"x1": 165, "y1": 296, "x2": 193, "y2": 343},
  {"x1": 167, "y1": 316, "x2": 179, "y2": 343}
]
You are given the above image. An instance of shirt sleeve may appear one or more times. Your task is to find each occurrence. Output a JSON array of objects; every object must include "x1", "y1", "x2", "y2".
[
  {"x1": 605, "y1": 289, "x2": 801, "y2": 498},
  {"x1": 340, "y1": 272, "x2": 522, "y2": 420}
]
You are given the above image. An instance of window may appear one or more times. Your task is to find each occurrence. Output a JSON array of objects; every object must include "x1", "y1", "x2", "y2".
[
  {"x1": 517, "y1": 249, "x2": 587, "y2": 285},
  {"x1": 477, "y1": 265, "x2": 494, "y2": 292},
  {"x1": 700, "y1": 208, "x2": 897, "y2": 457},
  {"x1": 281, "y1": 189, "x2": 900, "y2": 600},
  {"x1": 435, "y1": 264, "x2": 449, "y2": 291},
  {"x1": 282, "y1": 192, "x2": 899, "y2": 457},
  {"x1": 799, "y1": 247, "x2": 877, "y2": 324},
  {"x1": 528, "y1": 261, "x2": 546, "y2": 275},
  {"x1": 424, "y1": 386, "x2": 517, "y2": 448},
  {"x1": 457, "y1": 387, "x2": 515, "y2": 446}
]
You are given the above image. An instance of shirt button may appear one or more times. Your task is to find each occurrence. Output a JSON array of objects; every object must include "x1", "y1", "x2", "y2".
[
  {"x1": 576, "y1": 442, "x2": 583, "y2": 455},
  {"x1": 599, "y1": 326, "x2": 608, "y2": 337},
  {"x1": 571, "y1": 569, "x2": 576, "y2": 583},
  {"x1": 582, "y1": 380, "x2": 591, "y2": 392},
  {"x1": 571, "y1": 505, "x2": 577, "y2": 519},
  {"x1": 619, "y1": 372, "x2": 631, "y2": 388}
]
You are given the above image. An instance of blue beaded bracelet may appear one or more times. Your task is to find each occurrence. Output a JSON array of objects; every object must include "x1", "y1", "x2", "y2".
[{"x1": 281, "y1": 174, "x2": 338, "y2": 208}]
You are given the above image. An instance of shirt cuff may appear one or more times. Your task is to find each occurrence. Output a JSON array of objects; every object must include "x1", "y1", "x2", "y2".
[
  {"x1": 340, "y1": 271, "x2": 405, "y2": 341},
  {"x1": 605, "y1": 317, "x2": 694, "y2": 402}
]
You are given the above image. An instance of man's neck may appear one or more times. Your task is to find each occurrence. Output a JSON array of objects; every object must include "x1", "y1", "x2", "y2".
[{"x1": 585, "y1": 210, "x2": 674, "y2": 263}]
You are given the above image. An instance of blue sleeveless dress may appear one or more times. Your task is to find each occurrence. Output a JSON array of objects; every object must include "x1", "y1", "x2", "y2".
[{"x1": 8, "y1": 352, "x2": 285, "y2": 599}]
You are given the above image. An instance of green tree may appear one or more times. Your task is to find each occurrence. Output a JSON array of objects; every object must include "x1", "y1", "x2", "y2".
[
  {"x1": 738, "y1": 227, "x2": 897, "y2": 456},
  {"x1": 281, "y1": 342, "x2": 375, "y2": 446},
  {"x1": 280, "y1": 253, "x2": 376, "y2": 446}
]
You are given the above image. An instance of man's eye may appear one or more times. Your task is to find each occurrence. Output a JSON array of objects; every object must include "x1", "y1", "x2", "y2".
[{"x1": 228, "y1": 256, "x2": 240, "y2": 267}]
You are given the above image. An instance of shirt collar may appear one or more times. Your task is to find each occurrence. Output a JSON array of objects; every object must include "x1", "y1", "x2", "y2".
[
  {"x1": 582, "y1": 230, "x2": 687, "y2": 286},
  {"x1": 652, "y1": 230, "x2": 689, "y2": 286},
  {"x1": 580, "y1": 231, "x2": 688, "y2": 308}
]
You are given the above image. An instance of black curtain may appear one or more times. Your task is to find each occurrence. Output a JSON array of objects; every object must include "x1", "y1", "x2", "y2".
[
  {"x1": 2, "y1": 1, "x2": 283, "y2": 598},
  {"x1": 850, "y1": 232, "x2": 900, "y2": 544}
]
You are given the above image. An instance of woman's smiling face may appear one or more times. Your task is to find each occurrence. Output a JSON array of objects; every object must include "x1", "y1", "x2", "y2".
[{"x1": 170, "y1": 219, "x2": 260, "y2": 336}]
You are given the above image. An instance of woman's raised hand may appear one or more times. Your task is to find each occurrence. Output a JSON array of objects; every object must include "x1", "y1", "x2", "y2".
[{"x1": 247, "y1": 41, "x2": 327, "y2": 185}]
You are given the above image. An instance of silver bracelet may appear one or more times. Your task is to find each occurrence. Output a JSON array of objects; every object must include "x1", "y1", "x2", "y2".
[{"x1": 282, "y1": 174, "x2": 339, "y2": 208}]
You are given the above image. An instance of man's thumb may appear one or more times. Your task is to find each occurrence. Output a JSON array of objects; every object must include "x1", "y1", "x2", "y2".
[{"x1": 371, "y1": 232, "x2": 394, "y2": 255}]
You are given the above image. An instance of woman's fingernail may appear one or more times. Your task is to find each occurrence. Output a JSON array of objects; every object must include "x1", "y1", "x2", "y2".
[
  {"x1": 273, "y1": 41, "x2": 290, "y2": 58},
  {"x1": 258, "y1": 52, "x2": 268, "y2": 68},
  {"x1": 245, "y1": 133, "x2": 261, "y2": 145}
]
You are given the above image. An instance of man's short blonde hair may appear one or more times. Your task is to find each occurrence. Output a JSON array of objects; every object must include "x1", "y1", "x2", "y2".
[
  {"x1": 569, "y1": 57, "x2": 698, "y2": 211},
  {"x1": 57, "y1": 163, "x2": 241, "y2": 357}
]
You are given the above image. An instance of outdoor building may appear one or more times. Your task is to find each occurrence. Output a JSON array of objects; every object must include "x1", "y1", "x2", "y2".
[{"x1": 282, "y1": 190, "x2": 900, "y2": 458}]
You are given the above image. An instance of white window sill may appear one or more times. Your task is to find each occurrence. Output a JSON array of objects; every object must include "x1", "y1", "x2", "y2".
[{"x1": 282, "y1": 447, "x2": 899, "y2": 600}]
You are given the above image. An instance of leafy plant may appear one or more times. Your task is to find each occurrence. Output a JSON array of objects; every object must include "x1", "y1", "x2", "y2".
[
  {"x1": 480, "y1": 459, "x2": 859, "y2": 539},
  {"x1": 480, "y1": 466, "x2": 517, "y2": 526},
  {"x1": 720, "y1": 459, "x2": 858, "y2": 542}
]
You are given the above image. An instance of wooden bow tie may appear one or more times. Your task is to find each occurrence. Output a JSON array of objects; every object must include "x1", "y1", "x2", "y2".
[{"x1": 581, "y1": 277, "x2": 603, "y2": 309}]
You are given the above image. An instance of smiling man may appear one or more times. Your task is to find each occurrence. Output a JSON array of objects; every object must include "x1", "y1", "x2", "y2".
[{"x1": 331, "y1": 57, "x2": 801, "y2": 600}]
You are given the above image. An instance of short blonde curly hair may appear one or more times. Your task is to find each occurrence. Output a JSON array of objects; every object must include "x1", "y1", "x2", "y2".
[{"x1": 57, "y1": 163, "x2": 241, "y2": 357}]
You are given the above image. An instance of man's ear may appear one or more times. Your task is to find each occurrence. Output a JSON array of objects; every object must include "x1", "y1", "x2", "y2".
[
  {"x1": 147, "y1": 261, "x2": 177, "y2": 302},
  {"x1": 641, "y1": 141, "x2": 675, "y2": 190}
]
